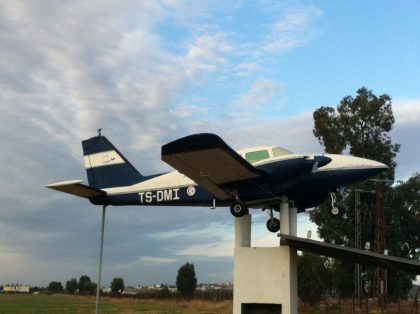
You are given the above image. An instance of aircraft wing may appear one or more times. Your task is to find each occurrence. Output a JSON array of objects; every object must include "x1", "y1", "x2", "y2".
[
  {"x1": 161, "y1": 133, "x2": 266, "y2": 200},
  {"x1": 46, "y1": 180, "x2": 106, "y2": 198}
]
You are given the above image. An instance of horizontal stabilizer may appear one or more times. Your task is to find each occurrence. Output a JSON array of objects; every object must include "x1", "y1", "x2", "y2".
[{"x1": 46, "y1": 180, "x2": 106, "y2": 198}]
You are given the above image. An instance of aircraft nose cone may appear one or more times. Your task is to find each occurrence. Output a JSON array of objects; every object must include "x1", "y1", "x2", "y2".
[
  {"x1": 355, "y1": 157, "x2": 388, "y2": 170},
  {"x1": 371, "y1": 160, "x2": 388, "y2": 170},
  {"x1": 348, "y1": 156, "x2": 389, "y2": 177},
  {"x1": 370, "y1": 160, "x2": 389, "y2": 175},
  {"x1": 325, "y1": 154, "x2": 388, "y2": 170}
]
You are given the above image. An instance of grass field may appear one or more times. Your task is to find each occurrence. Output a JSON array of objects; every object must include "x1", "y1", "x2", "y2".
[
  {"x1": 1, "y1": 294, "x2": 418, "y2": 313},
  {"x1": 0, "y1": 294, "x2": 232, "y2": 314}
]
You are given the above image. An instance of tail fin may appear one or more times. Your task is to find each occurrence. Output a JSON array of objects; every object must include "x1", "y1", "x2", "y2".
[{"x1": 82, "y1": 135, "x2": 144, "y2": 189}]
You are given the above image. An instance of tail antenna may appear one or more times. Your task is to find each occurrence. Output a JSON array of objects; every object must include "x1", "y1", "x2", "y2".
[{"x1": 97, "y1": 128, "x2": 102, "y2": 137}]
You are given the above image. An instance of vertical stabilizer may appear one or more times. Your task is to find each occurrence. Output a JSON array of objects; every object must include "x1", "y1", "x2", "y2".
[{"x1": 82, "y1": 136, "x2": 144, "y2": 189}]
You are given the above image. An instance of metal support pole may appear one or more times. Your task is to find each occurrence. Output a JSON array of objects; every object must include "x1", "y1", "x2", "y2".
[
  {"x1": 95, "y1": 205, "x2": 106, "y2": 314},
  {"x1": 354, "y1": 190, "x2": 362, "y2": 311}
]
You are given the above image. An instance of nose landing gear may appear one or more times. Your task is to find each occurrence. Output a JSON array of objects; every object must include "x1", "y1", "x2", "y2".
[{"x1": 329, "y1": 193, "x2": 346, "y2": 218}]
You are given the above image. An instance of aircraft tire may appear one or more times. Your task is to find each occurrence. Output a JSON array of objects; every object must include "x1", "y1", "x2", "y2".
[
  {"x1": 230, "y1": 202, "x2": 248, "y2": 217},
  {"x1": 329, "y1": 205, "x2": 346, "y2": 218},
  {"x1": 266, "y1": 217, "x2": 280, "y2": 233}
]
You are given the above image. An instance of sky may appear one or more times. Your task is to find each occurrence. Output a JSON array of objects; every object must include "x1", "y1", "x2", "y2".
[{"x1": 1, "y1": 0, "x2": 419, "y2": 287}]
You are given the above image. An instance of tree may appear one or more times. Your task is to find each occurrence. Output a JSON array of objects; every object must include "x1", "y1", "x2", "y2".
[
  {"x1": 176, "y1": 262, "x2": 197, "y2": 299},
  {"x1": 313, "y1": 87, "x2": 400, "y2": 178},
  {"x1": 65, "y1": 278, "x2": 78, "y2": 293},
  {"x1": 161, "y1": 285, "x2": 170, "y2": 298},
  {"x1": 385, "y1": 174, "x2": 420, "y2": 301},
  {"x1": 311, "y1": 87, "x2": 418, "y2": 301},
  {"x1": 387, "y1": 174, "x2": 420, "y2": 259},
  {"x1": 311, "y1": 87, "x2": 400, "y2": 245},
  {"x1": 78, "y1": 275, "x2": 96, "y2": 294},
  {"x1": 298, "y1": 253, "x2": 330, "y2": 306},
  {"x1": 111, "y1": 277, "x2": 125, "y2": 294},
  {"x1": 48, "y1": 281, "x2": 63, "y2": 293}
]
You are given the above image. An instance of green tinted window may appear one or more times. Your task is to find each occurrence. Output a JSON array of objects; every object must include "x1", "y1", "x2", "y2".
[{"x1": 245, "y1": 150, "x2": 270, "y2": 164}]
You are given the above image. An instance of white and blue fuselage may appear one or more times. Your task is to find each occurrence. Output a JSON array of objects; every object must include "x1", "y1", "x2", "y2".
[{"x1": 48, "y1": 134, "x2": 387, "y2": 215}]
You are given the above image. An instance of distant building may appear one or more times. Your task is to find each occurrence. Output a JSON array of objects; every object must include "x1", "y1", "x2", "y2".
[
  {"x1": 3, "y1": 284, "x2": 30, "y2": 293},
  {"x1": 122, "y1": 286, "x2": 140, "y2": 295},
  {"x1": 197, "y1": 283, "x2": 233, "y2": 291}
]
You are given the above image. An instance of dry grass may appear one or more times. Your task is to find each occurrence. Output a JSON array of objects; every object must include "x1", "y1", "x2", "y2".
[
  {"x1": 2, "y1": 294, "x2": 417, "y2": 313},
  {"x1": 0, "y1": 294, "x2": 233, "y2": 314},
  {"x1": 98, "y1": 297, "x2": 233, "y2": 314},
  {"x1": 299, "y1": 297, "x2": 418, "y2": 313}
]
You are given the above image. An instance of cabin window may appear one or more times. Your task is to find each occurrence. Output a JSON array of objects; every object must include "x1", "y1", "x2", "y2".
[
  {"x1": 272, "y1": 147, "x2": 292, "y2": 157},
  {"x1": 245, "y1": 150, "x2": 270, "y2": 163}
]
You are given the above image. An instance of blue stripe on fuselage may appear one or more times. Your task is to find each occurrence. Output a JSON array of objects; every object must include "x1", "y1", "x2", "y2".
[{"x1": 89, "y1": 185, "x2": 221, "y2": 207}]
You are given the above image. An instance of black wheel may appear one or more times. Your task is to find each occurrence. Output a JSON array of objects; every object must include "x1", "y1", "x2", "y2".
[
  {"x1": 266, "y1": 217, "x2": 280, "y2": 233},
  {"x1": 230, "y1": 201, "x2": 248, "y2": 217}
]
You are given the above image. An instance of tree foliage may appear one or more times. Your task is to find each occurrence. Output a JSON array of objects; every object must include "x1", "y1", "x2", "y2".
[
  {"x1": 48, "y1": 281, "x2": 63, "y2": 293},
  {"x1": 313, "y1": 87, "x2": 400, "y2": 178},
  {"x1": 311, "y1": 87, "x2": 400, "y2": 245},
  {"x1": 311, "y1": 87, "x2": 418, "y2": 300},
  {"x1": 387, "y1": 173, "x2": 420, "y2": 259},
  {"x1": 65, "y1": 278, "x2": 78, "y2": 293},
  {"x1": 78, "y1": 275, "x2": 96, "y2": 294},
  {"x1": 176, "y1": 262, "x2": 197, "y2": 299},
  {"x1": 298, "y1": 253, "x2": 330, "y2": 305},
  {"x1": 111, "y1": 277, "x2": 125, "y2": 294}
]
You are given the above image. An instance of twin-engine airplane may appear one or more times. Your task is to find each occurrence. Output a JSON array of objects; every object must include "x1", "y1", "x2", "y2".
[{"x1": 47, "y1": 133, "x2": 387, "y2": 232}]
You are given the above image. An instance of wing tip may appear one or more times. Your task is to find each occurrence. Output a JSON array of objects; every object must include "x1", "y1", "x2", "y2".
[{"x1": 46, "y1": 180, "x2": 83, "y2": 189}]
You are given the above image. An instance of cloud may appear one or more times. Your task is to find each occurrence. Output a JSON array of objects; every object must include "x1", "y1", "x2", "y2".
[
  {"x1": 264, "y1": 6, "x2": 322, "y2": 53},
  {"x1": 393, "y1": 99, "x2": 420, "y2": 124},
  {"x1": 184, "y1": 34, "x2": 232, "y2": 70},
  {"x1": 238, "y1": 79, "x2": 286, "y2": 108},
  {"x1": 177, "y1": 239, "x2": 234, "y2": 257},
  {"x1": 391, "y1": 99, "x2": 420, "y2": 179},
  {"x1": 234, "y1": 63, "x2": 260, "y2": 77},
  {"x1": 0, "y1": 0, "x2": 238, "y2": 286},
  {"x1": 138, "y1": 256, "x2": 177, "y2": 266}
]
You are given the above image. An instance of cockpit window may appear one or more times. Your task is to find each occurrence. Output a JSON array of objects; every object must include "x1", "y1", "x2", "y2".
[
  {"x1": 245, "y1": 150, "x2": 270, "y2": 164},
  {"x1": 272, "y1": 147, "x2": 292, "y2": 157}
]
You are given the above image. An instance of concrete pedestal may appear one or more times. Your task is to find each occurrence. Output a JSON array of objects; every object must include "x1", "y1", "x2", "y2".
[{"x1": 233, "y1": 200, "x2": 297, "y2": 314}]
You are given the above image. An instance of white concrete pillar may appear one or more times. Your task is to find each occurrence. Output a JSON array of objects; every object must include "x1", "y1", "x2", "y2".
[
  {"x1": 233, "y1": 200, "x2": 297, "y2": 314},
  {"x1": 235, "y1": 214, "x2": 251, "y2": 247},
  {"x1": 280, "y1": 196, "x2": 289, "y2": 235}
]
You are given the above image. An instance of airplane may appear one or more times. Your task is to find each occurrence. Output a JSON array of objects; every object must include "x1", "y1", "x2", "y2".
[{"x1": 47, "y1": 132, "x2": 388, "y2": 232}]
